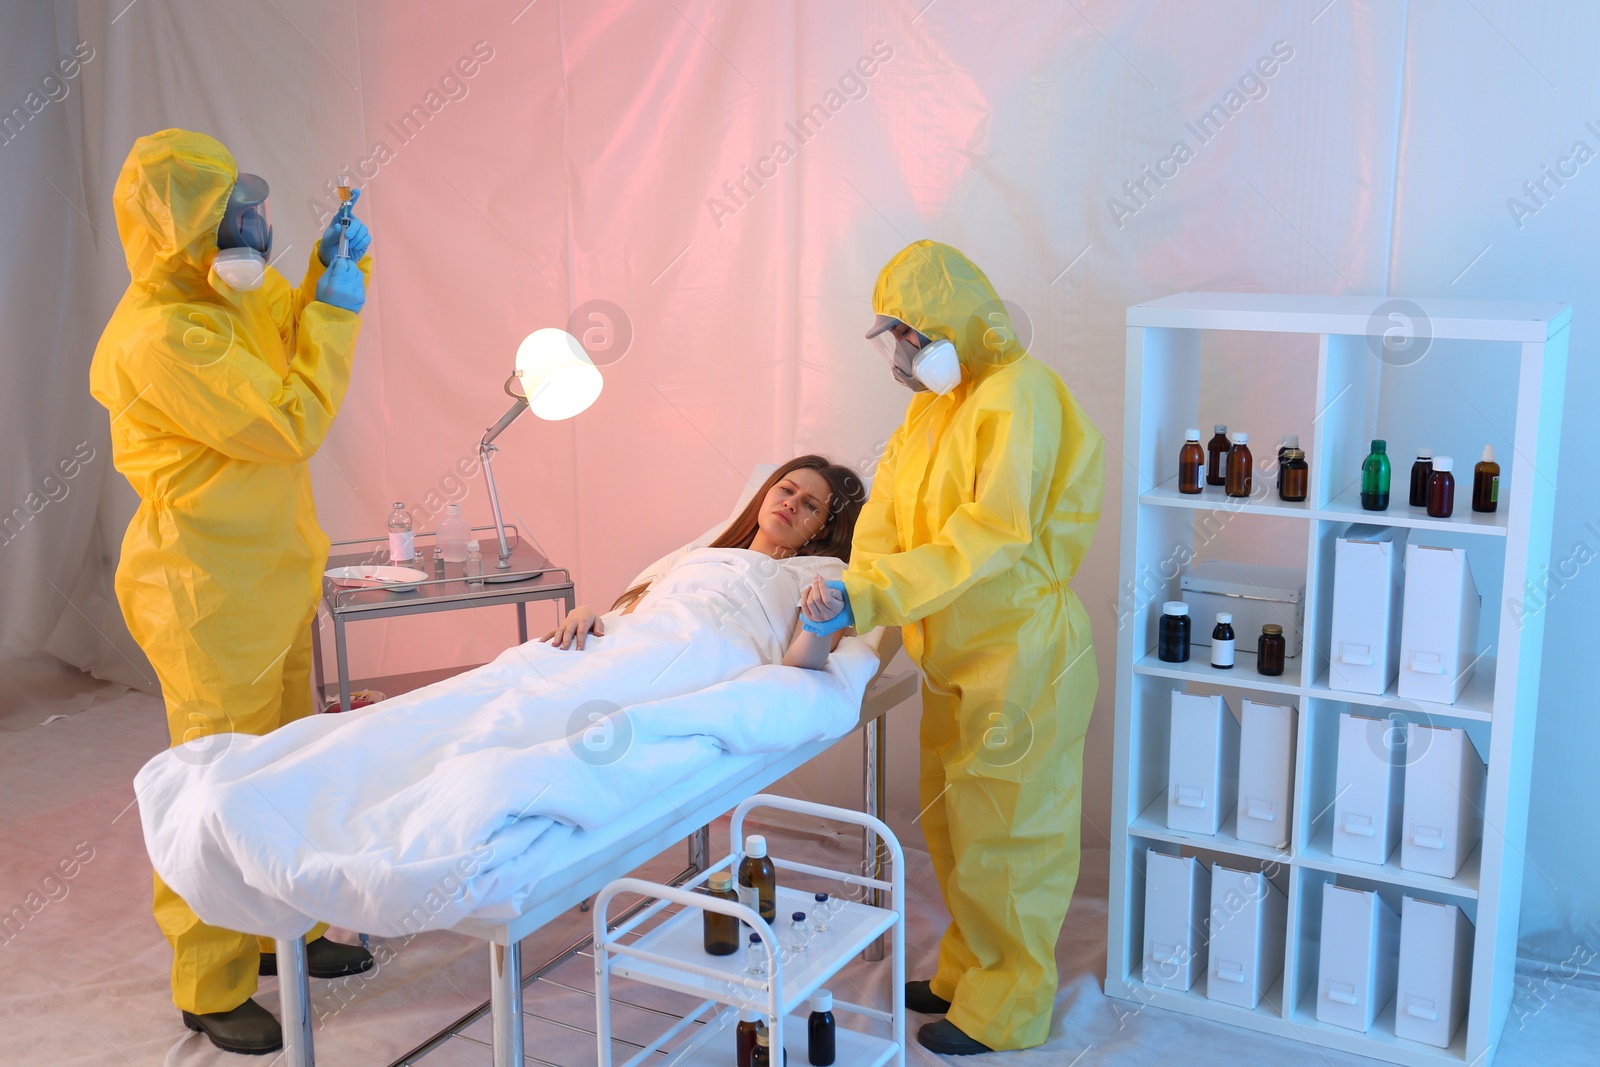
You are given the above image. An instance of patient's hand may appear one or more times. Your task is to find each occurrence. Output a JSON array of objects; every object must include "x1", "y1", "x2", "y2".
[
  {"x1": 540, "y1": 606, "x2": 605, "y2": 650},
  {"x1": 799, "y1": 576, "x2": 845, "y2": 624}
]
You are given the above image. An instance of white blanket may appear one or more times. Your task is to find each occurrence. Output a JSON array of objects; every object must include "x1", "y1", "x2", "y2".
[{"x1": 134, "y1": 548, "x2": 880, "y2": 938}]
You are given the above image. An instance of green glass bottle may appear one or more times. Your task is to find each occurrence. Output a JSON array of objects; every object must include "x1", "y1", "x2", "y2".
[{"x1": 1361, "y1": 439, "x2": 1391, "y2": 511}]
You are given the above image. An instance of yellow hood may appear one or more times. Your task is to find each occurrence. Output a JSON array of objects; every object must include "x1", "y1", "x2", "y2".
[
  {"x1": 870, "y1": 240, "x2": 1026, "y2": 382},
  {"x1": 111, "y1": 128, "x2": 238, "y2": 292}
]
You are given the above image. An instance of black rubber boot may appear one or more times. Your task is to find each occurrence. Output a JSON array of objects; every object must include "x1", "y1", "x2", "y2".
[
  {"x1": 917, "y1": 1019, "x2": 995, "y2": 1056},
  {"x1": 181, "y1": 999, "x2": 283, "y2": 1055},
  {"x1": 906, "y1": 979, "x2": 953, "y2": 1015},
  {"x1": 260, "y1": 937, "x2": 375, "y2": 979}
]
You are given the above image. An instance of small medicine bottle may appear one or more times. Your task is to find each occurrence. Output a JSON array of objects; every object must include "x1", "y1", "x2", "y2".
[
  {"x1": 789, "y1": 911, "x2": 809, "y2": 953},
  {"x1": 738, "y1": 835, "x2": 776, "y2": 925},
  {"x1": 1361, "y1": 439, "x2": 1391, "y2": 511},
  {"x1": 1473, "y1": 445, "x2": 1500, "y2": 513},
  {"x1": 1275, "y1": 434, "x2": 1299, "y2": 495},
  {"x1": 1408, "y1": 450, "x2": 1433, "y2": 508},
  {"x1": 1279, "y1": 447, "x2": 1308, "y2": 503},
  {"x1": 1179, "y1": 429, "x2": 1205, "y2": 494},
  {"x1": 1210, "y1": 612, "x2": 1236, "y2": 669},
  {"x1": 751, "y1": 1027, "x2": 773, "y2": 1067},
  {"x1": 703, "y1": 872, "x2": 739, "y2": 955},
  {"x1": 1206, "y1": 425, "x2": 1231, "y2": 486},
  {"x1": 1257, "y1": 624, "x2": 1286, "y2": 677},
  {"x1": 811, "y1": 893, "x2": 830, "y2": 933},
  {"x1": 745, "y1": 931, "x2": 766, "y2": 977},
  {"x1": 1225, "y1": 432, "x2": 1253, "y2": 498},
  {"x1": 1427, "y1": 456, "x2": 1456, "y2": 518},
  {"x1": 1158, "y1": 602, "x2": 1190, "y2": 663},
  {"x1": 736, "y1": 1009, "x2": 762, "y2": 1067},
  {"x1": 807, "y1": 990, "x2": 837, "y2": 1066}
]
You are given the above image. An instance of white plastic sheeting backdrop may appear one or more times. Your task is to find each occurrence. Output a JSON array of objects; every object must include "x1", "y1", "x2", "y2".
[{"x1": 3, "y1": 0, "x2": 1597, "y2": 969}]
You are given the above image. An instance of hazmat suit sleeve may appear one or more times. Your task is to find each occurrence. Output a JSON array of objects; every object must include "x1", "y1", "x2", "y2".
[
  {"x1": 847, "y1": 425, "x2": 907, "y2": 568},
  {"x1": 267, "y1": 245, "x2": 372, "y2": 355},
  {"x1": 845, "y1": 381, "x2": 1086, "y2": 631},
  {"x1": 111, "y1": 273, "x2": 363, "y2": 466}
]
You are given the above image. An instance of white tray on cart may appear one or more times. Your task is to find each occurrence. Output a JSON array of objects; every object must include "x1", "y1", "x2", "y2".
[{"x1": 593, "y1": 794, "x2": 907, "y2": 1067}]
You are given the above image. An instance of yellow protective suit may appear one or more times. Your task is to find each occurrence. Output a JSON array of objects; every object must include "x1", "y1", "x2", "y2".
[
  {"x1": 88, "y1": 129, "x2": 369, "y2": 1015},
  {"x1": 842, "y1": 241, "x2": 1104, "y2": 1050}
]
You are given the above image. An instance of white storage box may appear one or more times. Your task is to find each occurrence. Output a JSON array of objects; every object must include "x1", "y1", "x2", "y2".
[
  {"x1": 1181, "y1": 561, "x2": 1306, "y2": 658},
  {"x1": 1206, "y1": 863, "x2": 1286, "y2": 1009},
  {"x1": 1167, "y1": 691, "x2": 1239, "y2": 836},
  {"x1": 1332, "y1": 712, "x2": 1405, "y2": 865},
  {"x1": 1143, "y1": 850, "x2": 1209, "y2": 991},
  {"x1": 1317, "y1": 884, "x2": 1401, "y2": 1032},
  {"x1": 1329, "y1": 525, "x2": 1410, "y2": 695},
  {"x1": 1397, "y1": 545, "x2": 1481, "y2": 704},
  {"x1": 1394, "y1": 897, "x2": 1474, "y2": 1048},
  {"x1": 1235, "y1": 699, "x2": 1296, "y2": 850},
  {"x1": 1401, "y1": 725, "x2": 1487, "y2": 878}
]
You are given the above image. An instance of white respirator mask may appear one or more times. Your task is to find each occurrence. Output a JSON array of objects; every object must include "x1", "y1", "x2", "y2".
[
  {"x1": 868, "y1": 316, "x2": 963, "y2": 395},
  {"x1": 209, "y1": 247, "x2": 267, "y2": 293}
]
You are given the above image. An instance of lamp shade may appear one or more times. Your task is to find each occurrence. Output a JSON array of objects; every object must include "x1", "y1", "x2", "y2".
[{"x1": 514, "y1": 328, "x2": 603, "y2": 420}]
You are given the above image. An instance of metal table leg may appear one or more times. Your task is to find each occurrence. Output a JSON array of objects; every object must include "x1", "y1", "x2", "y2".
[
  {"x1": 489, "y1": 940, "x2": 524, "y2": 1067},
  {"x1": 863, "y1": 712, "x2": 888, "y2": 961},
  {"x1": 688, "y1": 824, "x2": 710, "y2": 872},
  {"x1": 334, "y1": 615, "x2": 351, "y2": 713},
  {"x1": 516, "y1": 602, "x2": 528, "y2": 645},
  {"x1": 276, "y1": 935, "x2": 314, "y2": 1067},
  {"x1": 310, "y1": 613, "x2": 325, "y2": 710}
]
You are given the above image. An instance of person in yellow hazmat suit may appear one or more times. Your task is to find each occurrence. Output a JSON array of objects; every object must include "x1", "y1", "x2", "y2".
[
  {"x1": 89, "y1": 129, "x2": 374, "y2": 1055},
  {"x1": 814, "y1": 241, "x2": 1104, "y2": 1054}
]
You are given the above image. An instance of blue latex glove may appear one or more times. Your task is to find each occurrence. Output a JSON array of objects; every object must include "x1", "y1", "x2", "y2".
[
  {"x1": 318, "y1": 188, "x2": 371, "y2": 266},
  {"x1": 315, "y1": 256, "x2": 366, "y2": 313},
  {"x1": 800, "y1": 580, "x2": 854, "y2": 636}
]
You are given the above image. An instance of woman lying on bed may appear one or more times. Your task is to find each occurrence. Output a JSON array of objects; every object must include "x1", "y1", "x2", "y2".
[{"x1": 539, "y1": 454, "x2": 864, "y2": 670}]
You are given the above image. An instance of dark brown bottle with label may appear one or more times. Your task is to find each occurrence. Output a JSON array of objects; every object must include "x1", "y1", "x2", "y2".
[
  {"x1": 1179, "y1": 429, "x2": 1205, "y2": 494},
  {"x1": 1472, "y1": 445, "x2": 1500, "y2": 513},
  {"x1": 1427, "y1": 456, "x2": 1456, "y2": 518},
  {"x1": 1225, "y1": 432, "x2": 1253, "y2": 498},
  {"x1": 737, "y1": 835, "x2": 776, "y2": 925},
  {"x1": 1257, "y1": 624, "x2": 1286, "y2": 676},
  {"x1": 1279, "y1": 447, "x2": 1308, "y2": 503},
  {"x1": 702, "y1": 871, "x2": 739, "y2": 955},
  {"x1": 1206, "y1": 425, "x2": 1230, "y2": 486}
]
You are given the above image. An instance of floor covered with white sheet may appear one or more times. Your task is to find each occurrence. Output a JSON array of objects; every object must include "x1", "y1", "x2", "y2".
[{"x1": 2, "y1": 676, "x2": 1595, "y2": 1067}]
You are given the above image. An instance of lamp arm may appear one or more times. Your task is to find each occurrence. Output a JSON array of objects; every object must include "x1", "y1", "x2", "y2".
[{"x1": 480, "y1": 398, "x2": 528, "y2": 569}]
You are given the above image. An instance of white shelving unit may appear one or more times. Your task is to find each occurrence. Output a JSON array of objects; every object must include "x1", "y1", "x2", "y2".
[
  {"x1": 1106, "y1": 292, "x2": 1570, "y2": 1066},
  {"x1": 593, "y1": 795, "x2": 906, "y2": 1067}
]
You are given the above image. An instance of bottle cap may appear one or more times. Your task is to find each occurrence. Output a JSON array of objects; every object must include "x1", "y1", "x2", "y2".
[
  {"x1": 1262, "y1": 623, "x2": 1283, "y2": 635},
  {"x1": 1185, "y1": 428, "x2": 1201, "y2": 440},
  {"x1": 1284, "y1": 448, "x2": 1304, "y2": 461},
  {"x1": 740, "y1": 1007, "x2": 760, "y2": 1022},
  {"x1": 744, "y1": 834, "x2": 767, "y2": 858},
  {"x1": 1214, "y1": 424, "x2": 1227, "y2": 434},
  {"x1": 810, "y1": 990, "x2": 834, "y2": 1012},
  {"x1": 1417, "y1": 449, "x2": 1432, "y2": 460},
  {"x1": 447, "y1": 503, "x2": 462, "y2": 514},
  {"x1": 814, "y1": 892, "x2": 829, "y2": 903},
  {"x1": 1371, "y1": 439, "x2": 1387, "y2": 452},
  {"x1": 1232, "y1": 432, "x2": 1248, "y2": 444},
  {"x1": 467, "y1": 539, "x2": 481, "y2": 551},
  {"x1": 756, "y1": 1030, "x2": 771, "y2": 1047},
  {"x1": 749, "y1": 932, "x2": 761, "y2": 944},
  {"x1": 393, "y1": 501, "x2": 404, "y2": 508},
  {"x1": 1432, "y1": 456, "x2": 1453, "y2": 473},
  {"x1": 1215, "y1": 612, "x2": 1233, "y2": 624},
  {"x1": 709, "y1": 872, "x2": 732, "y2": 891},
  {"x1": 1481, "y1": 444, "x2": 1496, "y2": 463},
  {"x1": 1282, "y1": 434, "x2": 1299, "y2": 448},
  {"x1": 1162, "y1": 601, "x2": 1188, "y2": 616},
  {"x1": 792, "y1": 911, "x2": 806, "y2": 922}
]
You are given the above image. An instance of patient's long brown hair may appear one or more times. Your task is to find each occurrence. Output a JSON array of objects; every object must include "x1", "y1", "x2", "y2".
[{"x1": 611, "y1": 455, "x2": 866, "y2": 613}]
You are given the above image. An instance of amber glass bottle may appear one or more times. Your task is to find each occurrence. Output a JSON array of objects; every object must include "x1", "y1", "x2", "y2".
[
  {"x1": 737, "y1": 835, "x2": 776, "y2": 925},
  {"x1": 1408, "y1": 450, "x2": 1433, "y2": 508},
  {"x1": 1473, "y1": 445, "x2": 1500, "y2": 513},
  {"x1": 1427, "y1": 456, "x2": 1456, "y2": 518},
  {"x1": 1257, "y1": 624, "x2": 1286, "y2": 676},
  {"x1": 1179, "y1": 429, "x2": 1205, "y2": 494},
  {"x1": 1206, "y1": 425, "x2": 1231, "y2": 486},
  {"x1": 1225, "y1": 432, "x2": 1253, "y2": 498},
  {"x1": 1279, "y1": 448, "x2": 1308, "y2": 502},
  {"x1": 703, "y1": 872, "x2": 739, "y2": 955}
]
